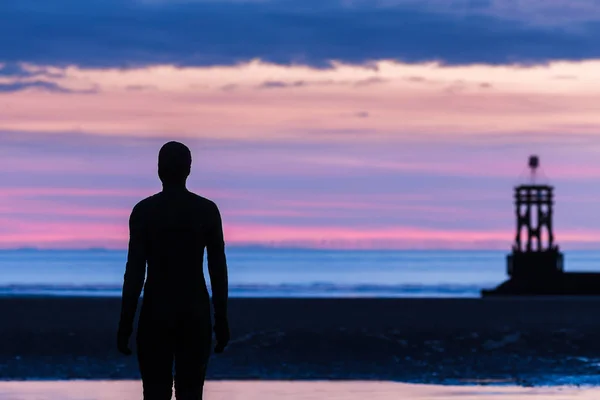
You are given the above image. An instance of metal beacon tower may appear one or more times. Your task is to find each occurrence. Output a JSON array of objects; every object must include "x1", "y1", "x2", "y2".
[
  {"x1": 482, "y1": 155, "x2": 600, "y2": 296},
  {"x1": 508, "y1": 155, "x2": 563, "y2": 278}
]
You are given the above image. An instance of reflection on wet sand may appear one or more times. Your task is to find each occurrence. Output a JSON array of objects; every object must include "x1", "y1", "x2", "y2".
[{"x1": 0, "y1": 381, "x2": 595, "y2": 400}]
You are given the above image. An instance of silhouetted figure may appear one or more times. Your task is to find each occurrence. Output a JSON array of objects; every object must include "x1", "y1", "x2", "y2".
[{"x1": 117, "y1": 141, "x2": 230, "y2": 400}]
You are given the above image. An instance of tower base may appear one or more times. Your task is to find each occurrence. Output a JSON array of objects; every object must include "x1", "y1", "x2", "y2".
[{"x1": 482, "y1": 272, "x2": 600, "y2": 296}]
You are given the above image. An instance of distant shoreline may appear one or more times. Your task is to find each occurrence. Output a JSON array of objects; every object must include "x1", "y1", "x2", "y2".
[{"x1": 2, "y1": 296, "x2": 600, "y2": 385}]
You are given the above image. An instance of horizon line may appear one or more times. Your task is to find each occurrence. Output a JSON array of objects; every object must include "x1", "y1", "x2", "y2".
[{"x1": 2, "y1": 246, "x2": 600, "y2": 252}]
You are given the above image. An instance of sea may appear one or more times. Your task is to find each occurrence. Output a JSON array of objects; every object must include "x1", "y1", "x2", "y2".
[{"x1": 1, "y1": 248, "x2": 600, "y2": 298}]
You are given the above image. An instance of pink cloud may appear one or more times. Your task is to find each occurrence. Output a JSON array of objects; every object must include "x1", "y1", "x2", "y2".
[
  {"x1": 3, "y1": 60, "x2": 600, "y2": 249},
  {"x1": 223, "y1": 223, "x2": 600, "y2": 250},
  {"x1": 4, "y1": 60, "x2": 600, "y2": 140}
]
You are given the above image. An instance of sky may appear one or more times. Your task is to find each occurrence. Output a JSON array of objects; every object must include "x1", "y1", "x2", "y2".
[{"x1": 3, "y1": 0, "x2": 600, "y2": 250}]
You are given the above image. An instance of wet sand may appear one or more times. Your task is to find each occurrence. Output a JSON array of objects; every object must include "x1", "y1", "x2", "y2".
[
  {"x1": 3, "y1": 297, "x2": 600, "y2": 384},
  {"x1": 0, "y1": 381, "x2": 596, "y2": 400}
]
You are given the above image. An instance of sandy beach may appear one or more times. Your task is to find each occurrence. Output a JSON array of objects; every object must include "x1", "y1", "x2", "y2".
[{"x1": 2, "y1": 297, "x2": 600, "y2": 384}]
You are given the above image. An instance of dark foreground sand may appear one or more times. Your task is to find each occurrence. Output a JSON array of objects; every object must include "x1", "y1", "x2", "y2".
[{"x1": 2, "y1": 297, "x2": 600, "y2": 385}]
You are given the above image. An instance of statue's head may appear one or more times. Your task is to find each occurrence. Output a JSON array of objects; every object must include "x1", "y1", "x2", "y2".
[{"x1": 158, "y1": 141, "x2": 192, "y2": 185}]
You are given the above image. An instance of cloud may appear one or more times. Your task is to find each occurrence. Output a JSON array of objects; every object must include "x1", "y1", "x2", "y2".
[
  {"x1": 2, "y1": 0, "x2": 600, "y2": 68},
  {"x1": 0, "y1": 64, "x2": 97, "y2": 93},
  {"x1": 220, "y1": 83, "x2": 239, "y2": 92},
  {"x1": 443, "y1": 80, "x2": 467, "y2": 94},
  {"x1": 0, "y1": 80, "x2": 81, "y2": 93},
  {"x1": 353, "y1": 77, "x2": 389, "y2": 87},
  {"x1": 404, "y1": 76, "x2": 429, "y2": 83},
  {"x1": 258, "y1": 80, "x2": 308, "y2": 89},
  {"x1": 257, "y1": 77, "x2": 386, "y2": 89},
  {"x1": 3, "y1": 128, "x2": 600, "y2": 249},
  {"x1": 260, "y1": 79, "x2": 353, "y2": 89},
  {"x1": 124, "y1": 84, "x2": 156, "y2": 91},
  {"x1": 4, "y1": 60, "x2": 600, "y2": 139},
  {"x1": 0, "y1": 63, "x2": 64, "y2": 78},
  {"x1": 553, "y1": 74, "x2": 578, "y2": 80},
  {"x1": 0, "y1": 63, "x2": 37, "y2": 78}
]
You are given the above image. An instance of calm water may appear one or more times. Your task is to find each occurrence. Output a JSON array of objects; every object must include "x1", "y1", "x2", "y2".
[
  {"x1": 0, "y1": 381, "x2": 594, "y2": 399},
  {"x1": 1, "y1": 248, "x2": 599, "y2": 297}
]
